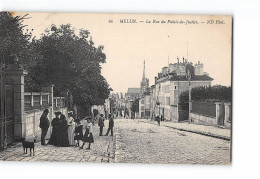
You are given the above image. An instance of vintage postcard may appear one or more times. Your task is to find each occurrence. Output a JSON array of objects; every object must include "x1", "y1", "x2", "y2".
[{"x1": 0, "y1": 12, "x2": 232, "y2": 164}]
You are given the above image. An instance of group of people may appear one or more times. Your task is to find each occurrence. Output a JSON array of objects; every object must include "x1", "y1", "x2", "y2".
[{"x1": 39, "y1": 109, "x2": 114, "y2": 150}]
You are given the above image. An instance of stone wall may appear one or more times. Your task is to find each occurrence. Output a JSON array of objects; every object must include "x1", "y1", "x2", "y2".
[
  {"x1": 23, "y1": 85, "x2": 68, "y2": 141},
  {"x1": 190, "y1": 112, "x2": 217, "y2": 126},
  {"x1": 24, "y1": 106, "x2": 68, "y2": 141},
  {"x1": 190, "y1": 102, "x2": 231, "y2": 129}
]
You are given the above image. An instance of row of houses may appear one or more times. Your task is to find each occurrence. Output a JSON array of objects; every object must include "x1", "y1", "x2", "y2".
[
  {"x1": 101, "y1": 57, "x2": 231, "y2": 129},
  {"x1": 138, "y1": 58, "x2": 213, "y2": 122}
]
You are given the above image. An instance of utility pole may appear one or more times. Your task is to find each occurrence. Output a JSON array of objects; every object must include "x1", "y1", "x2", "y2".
[
  {"x1": 187, "y1": 70, "x2": 192, "y2": 123},
  {"x1": 0, "y1": 56, "x2": 4, "y2": 150}
]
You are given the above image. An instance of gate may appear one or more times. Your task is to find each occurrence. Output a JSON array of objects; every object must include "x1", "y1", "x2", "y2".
[{"x1": 0, "y1": 84, "x2": 14, "y2": 149}]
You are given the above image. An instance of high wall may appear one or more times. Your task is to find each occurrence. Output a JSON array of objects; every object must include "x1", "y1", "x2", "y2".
[
  {"x1": 1, "y1": 64, "x2": 69, "y2": 143},
  {"x1": 190, "y1": 101, "x2": 231, "y2": 129},
  {"x1": 24, "y1": 85, "x2": 68, "y2": 140}
]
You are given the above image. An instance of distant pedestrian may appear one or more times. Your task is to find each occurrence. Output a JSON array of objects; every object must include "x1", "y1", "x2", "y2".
[
  {"x1": 161, "y1": 115, "x2": 164, "y2": 121},
  {"x1": 131, "y1": 111, "x2": 135, "y2": 119},
  {"x1": 39, "y1": 109, "x2": 50, "y2": 145},
  {"x1": 155, "y1": 115, "x2": 160, "y2": 126},
  {"x1": 105, "y1": 114, "x2": 114, "y2": 136},
  {"x1": 98, "y1": 114, "x2": 105, "y2": 136},
  {"x1": 80, "y1": 118, "x2": 94, "y2": 150}
]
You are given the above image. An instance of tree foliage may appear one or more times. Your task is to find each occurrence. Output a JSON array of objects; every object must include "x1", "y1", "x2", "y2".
[
  {"x1": 191, "y1": 85, "x2": 232, "y2": 102},
  {"x1": 24, "y1": 24, "x2": 110, "y2": 113},
  {"x1": 0, "y1": 12, "x2": 33, "y2": 65},
  {"x1": 179, "y1": 85, "x2": 232, "y2": 110}
]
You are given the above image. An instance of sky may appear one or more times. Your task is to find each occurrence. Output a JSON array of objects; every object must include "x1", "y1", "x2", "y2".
[{"x1": 15, "y1": 12, "x2": 232, "y2": 93}]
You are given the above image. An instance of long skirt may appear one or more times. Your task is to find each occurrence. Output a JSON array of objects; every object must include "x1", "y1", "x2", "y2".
[
  {"x1": 68, "y1": 125, "x2": 75, "y2": 146},
  {"x1": 82, "y1": 128, "x2": 94, "y2": 143},
  {"x1": 48, "y1": 127, "x2": 57, "y2": 145}
]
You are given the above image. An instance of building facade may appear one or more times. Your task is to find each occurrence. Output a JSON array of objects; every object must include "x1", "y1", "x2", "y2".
[
  {"x1": 125, "y1": 88, "x2": 140, "y2": 100},
  {"x1": 152, "y1": 58, "x2": 213, "y2": 122}
]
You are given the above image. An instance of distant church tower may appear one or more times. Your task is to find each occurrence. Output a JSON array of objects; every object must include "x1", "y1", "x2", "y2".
[{"x1": 140, "y1": 60, "x2": 149, "y2": 95}]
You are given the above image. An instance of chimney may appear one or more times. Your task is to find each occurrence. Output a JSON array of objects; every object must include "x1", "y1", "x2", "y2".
[
  {"x1": 177, "y1": 56, "x2": 179, "y2": 64},
  {"x1": 183, "y1": 57, "x2": 184, "y2": 63},
  {"x1": 198, "y1": 61, "x2": 200, "y2": 65}
]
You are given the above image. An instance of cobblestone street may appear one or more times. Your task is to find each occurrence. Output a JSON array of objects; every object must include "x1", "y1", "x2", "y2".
[
  {"x1": 114, "y1": 119, "x2": 231, "y2": 165},
  {"x1": 0, "y1": 120, "x2": 115, "y2": 163},
  {"x1": 1, "y1": 119, "x2": 230, "y2": 164}
]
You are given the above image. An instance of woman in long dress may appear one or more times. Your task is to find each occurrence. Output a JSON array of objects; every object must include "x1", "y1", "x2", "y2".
[
  {"x1": 80, "y1": 118, "x2": 94, "y2": 150},
  {"x1": 67, "y1": 112, "x2": 75, "y2": 146},
  {"x1": 47, "y1": 111, "x2": 61, "y2": 145},
  {"x1": 55, "y1": 114, "x2": 70, "y2": 147}
]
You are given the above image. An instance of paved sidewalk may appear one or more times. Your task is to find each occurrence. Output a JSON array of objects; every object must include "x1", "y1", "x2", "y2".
[
  {"x1": 139, "y1": 119, "x2": 231, "y2": 141},
  {"x1": 0, "y1": 120, "x2": 115, "y2": 163}
]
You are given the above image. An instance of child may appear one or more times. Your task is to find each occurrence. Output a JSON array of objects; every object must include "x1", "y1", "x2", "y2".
[
  {"x1": 80, "y1": 118, "x2": 94, "y2": 150},
  {"x1": 74, "y1": 119, "x2": 83, "y2": 147}
]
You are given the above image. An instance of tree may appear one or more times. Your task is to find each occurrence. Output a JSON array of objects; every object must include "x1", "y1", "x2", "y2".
[
  {"x1": 26, "y1": 24, "x2": 110, "y2": 116},
  {"x1": 0, "y1": 12, "x2": 32, "y2": 65},
  {"x1": 179, "y1": 85, "x2": 232, "y2": 111}
]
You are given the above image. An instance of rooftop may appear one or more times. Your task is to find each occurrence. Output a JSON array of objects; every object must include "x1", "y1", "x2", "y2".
[
  {"x1": 170, "y1": 75, "x2": 214, "y2": 81},
  {"x1": 155, "y1": 74, "x2": 214, "y2": 84}
]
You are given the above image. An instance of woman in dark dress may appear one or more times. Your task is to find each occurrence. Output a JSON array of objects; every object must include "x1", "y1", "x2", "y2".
[
  {"x1": 47, "y1": 112, "x2": 61, "y2": 145},
  {"x1": 48, "y1": 112, "x2": 70, "y2": 147},
  {"x1": 55, "y1": 114, "x2": 70, "y2": 147}
]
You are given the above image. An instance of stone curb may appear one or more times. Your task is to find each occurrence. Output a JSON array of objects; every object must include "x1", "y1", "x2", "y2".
[
  {"x1": 113, "y1": 128, "x2": 122, "y2": 163},
  {"x1": 139, "y1": 120, "x2": 231, "y2": 141}
]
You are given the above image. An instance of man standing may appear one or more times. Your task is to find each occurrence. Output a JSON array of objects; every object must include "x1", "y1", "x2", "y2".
[
  {"x1": 105, "y1": 114, "x2": 114, "y2": 136},
  {"x1": 98, "y1": 114, "x2": 105, "y2": 136},
  {"x1": 39, "y1": 109, "x2": 50, "y2": 145}
]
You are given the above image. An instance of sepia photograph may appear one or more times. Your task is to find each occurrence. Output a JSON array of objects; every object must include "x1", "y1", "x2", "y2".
[{"x1": 0, "y1": 12, "x2": 232, "y2": 164}]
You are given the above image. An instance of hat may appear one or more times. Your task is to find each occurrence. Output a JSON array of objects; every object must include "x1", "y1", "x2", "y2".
[
  {"x1": 54, "y1": 111, "x2": 61, "y2": 115},
  {"x1": 43, "y1": 109, "x2": 49, "y2": 113}
]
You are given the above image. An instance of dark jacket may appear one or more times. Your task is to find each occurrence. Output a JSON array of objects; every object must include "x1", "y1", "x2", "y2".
[
  {"x1": 98, "y1": 117, "x2": 104, "y2": 127},
  {"x1": 108, "y1": 118, "x2": 114, "y2": 128},
  {"x1": 39, "y1": 114, "x2": 50, "y2": 130}
]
